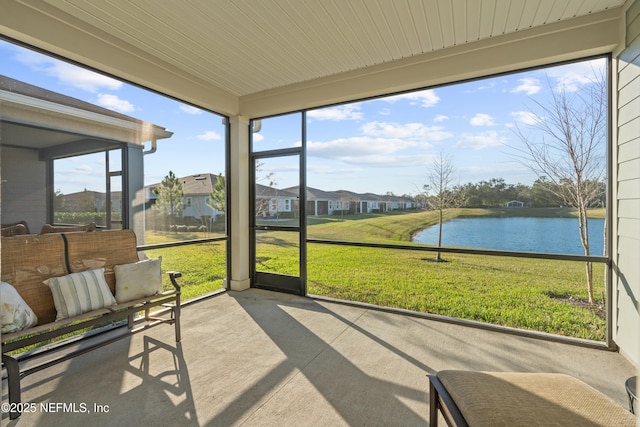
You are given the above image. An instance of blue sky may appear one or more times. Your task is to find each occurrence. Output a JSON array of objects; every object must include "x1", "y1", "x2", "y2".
[{"x1": 1, "y1": 40, "x2": 606, "y2": 196}]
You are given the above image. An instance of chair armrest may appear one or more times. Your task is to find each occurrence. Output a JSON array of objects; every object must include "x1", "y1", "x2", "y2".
[{"x1": 168, "y1": 271, "x2": 182, "y2": 292}]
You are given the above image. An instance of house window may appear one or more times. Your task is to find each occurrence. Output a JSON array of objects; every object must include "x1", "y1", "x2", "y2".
[
  {"x1": 285, "y1": 199, "x2": 290, "y2": 211},
  {"x1": 53, "y1": 150, "x2": 122, "y2": 228},
  {"x1": 270, "y1": 199, "x2": 277, "y2": 212}
]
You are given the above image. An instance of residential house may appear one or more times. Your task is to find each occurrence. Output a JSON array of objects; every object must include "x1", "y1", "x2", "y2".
[
  {"x1": 57, "y1": 190, "x2": 123, "y2": 222},
  {"x1": 506, "y1": 200, "x2": 525, "y2": 208},
  {"x1": 285, "y1": 186, "x2": 346, "y2": 216},
  {"x1": 255, "y1": 184, "x2": 298, "y2": 218},
  {"x1": 146, "y1": 173, "x2": 223, "y2": 225}
]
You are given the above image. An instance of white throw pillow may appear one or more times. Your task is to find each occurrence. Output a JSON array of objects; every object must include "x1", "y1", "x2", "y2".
[
  {"x1": 46, "y1": 268, "x2": 116, "y2": 320},
  {"x1": 0, "y1": 281, "x2": 38, "y2": 333},
  {"x1": 114, "y1": 258, "x2": 162, "y2": 303}
]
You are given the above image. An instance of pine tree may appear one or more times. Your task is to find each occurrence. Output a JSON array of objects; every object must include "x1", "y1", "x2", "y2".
[{"x1": 153, "y1": 171, "x2": 184, "y2": 226}]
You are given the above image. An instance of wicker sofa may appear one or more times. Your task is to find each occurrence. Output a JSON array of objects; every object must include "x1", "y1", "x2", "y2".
[
  {"x1": 1, "y1": 229, "x2": 181, "y2": 420},
  {"x1": 429, "y1": 370, "x2": 637, "y2": 426}
]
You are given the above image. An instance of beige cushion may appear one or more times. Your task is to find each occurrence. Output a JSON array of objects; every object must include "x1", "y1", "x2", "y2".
[
  {"x1": 0, "y1": 281, "x2": 38, "y2": 333},
  {"x1": 46, "y1": 268, "x2": 116, "y2": 320},
  {"x1": 437, "y1": 370, "x2": 637, "y2": 427},
  {"x1": 114, "y1": 258, "x2": 162, "y2": 303}
]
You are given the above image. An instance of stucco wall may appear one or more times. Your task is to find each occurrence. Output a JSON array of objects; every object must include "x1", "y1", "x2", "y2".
[
  {"x1": 0, "y1": 146, "x2": 47, "y2": 232},
  {"x1": 615, "y1": 0, "x2": 640, "y2": 368}
]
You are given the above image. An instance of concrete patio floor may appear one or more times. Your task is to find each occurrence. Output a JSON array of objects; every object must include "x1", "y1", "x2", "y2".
[{"x1": 2, "y1": 288, "x2": 638, "y2": 426}]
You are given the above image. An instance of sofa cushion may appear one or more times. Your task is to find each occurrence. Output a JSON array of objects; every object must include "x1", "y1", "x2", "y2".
[
  {"x1": 114, "y1": 258, "x2": 162, "y2": 303},
  {"x1": 1, "y1": 220, "x2": 30, "y2": 235},
  {"x1": 46, "y1": 268, "x2": 117, "y2": 320},
  {"x1": 1, "y1": 281, "x2": 38, "y2": 333},
  {"x1": 1, "y1": 223, "x2": 28, "y2": 237},
  {"x1": 1, "y1": 233, "x2": 68, "y2": 324},
  {"x1": 40, "y1": 222, "x2": 96, "y2": 234},
  {"x1": 64, "y1": 229, "x2": 139, "y2": 294}
]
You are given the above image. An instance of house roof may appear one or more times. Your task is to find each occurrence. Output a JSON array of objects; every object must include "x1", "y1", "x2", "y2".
[
  {"x1": 255, "y1": 184, "x2": 298, "y2": 198},
  {"x1": 286, "y1": 186, "x2": 339, "y2": 201},
  {"x1": 289, "y1": 187, "x2": 418, "y2": 203},
  {"x1": 146, "y1": 173, "x2": 222, "y2": 197},
  {"x1": 1, "y1": 74, "x2": 155, "y2": 124},
  {"x1": 179, "y1": 174, "x2": 220, "y2": 196},
  {"x1": 0, "y1": 1, "x2": 624, "y2": 118},
  {"x1": 0, "y1": 74, "x2": 173, "y2": 151}
]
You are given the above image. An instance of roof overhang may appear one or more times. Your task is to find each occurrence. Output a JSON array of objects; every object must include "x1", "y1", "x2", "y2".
[
  {"x1": 1, "y1": 85, "x2": 173, "y2": 159},
  {"x1": 0, "y1": 1, "x2": 627, "y2": 119}
]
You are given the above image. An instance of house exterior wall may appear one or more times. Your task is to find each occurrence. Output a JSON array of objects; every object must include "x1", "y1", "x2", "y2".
[
  {"x1": 182, "y1": 194, "x2": 217, "y2": 220},
  {"x1": 0, "y1": 146, "x2": 47, "y2": 232},
  {"x1": 614, "y1": 0, "x2": 640, "y2": 368}
]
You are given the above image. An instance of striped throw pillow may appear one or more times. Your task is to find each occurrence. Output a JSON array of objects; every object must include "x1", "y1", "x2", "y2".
[{"x1": 46, "y1": 268, "x2": 116, "y2": 320}]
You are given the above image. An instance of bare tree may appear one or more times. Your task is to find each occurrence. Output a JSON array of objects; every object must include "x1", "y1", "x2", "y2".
[
  {"x1": 254, "y1": 160, "x2": 277, "y2": 219},
  {"x1": 513, "y1": 71, "x2": 606, "y2": 304},
  {"x1": 424, "y1": 152, "x2": 458, "y2": 262}
]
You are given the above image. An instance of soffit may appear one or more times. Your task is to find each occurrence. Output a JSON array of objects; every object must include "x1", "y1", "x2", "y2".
[{"x1": 38, "y1": 0, "x2": 625, "y2": 99}]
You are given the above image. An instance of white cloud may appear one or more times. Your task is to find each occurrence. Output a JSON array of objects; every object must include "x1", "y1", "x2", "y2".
[
  {"x1": 379, "y1": 108, "x2": 391, "y2": 116},
  {"x1": 464, "y1": 81, "x2": 498, "y2": 93},
  {"x1": 308, "y1": 136, "x2": 414, "y2": 158},
  {"x1": 96, "y1": 94, "x2": 134, "y2": 113},
  {"x1": 545, "y1": 58, "x2": 605, "y2": 92},
  {"x1": 180, "y1": 105, "x2": 203, "y2": 115},
  {"x1": 470, "y1": 113, "x2": 495, "y2": 126},
  {"x1": 554, "y1": 74, "x2": 592, "y2": 92},
  {"x1": 253, "y1": 134, "x2": 264, "y2": 142},
  {"x1": 197, "y1": 130, "x2": 222, "y2": 141},
  {"x1": 433, "y1": 115, "x2": 449, "y2": 123},
  {"x1": 361, "y1": 121, "x2": 452, "y2": 142},
  {"x1": 14, "y1": 49, "x2": 122, "y2": 93},
  {"x1": 511, "y1": 111, "x2": 543, "y2": 125},
  {"x1": 383, "y1": 89, "x2": 440, "y2": 107},
  {"x1": 59, "y1": 65, "x2": 122, "y2": 93},
  {"x1": 511, "y1": 78, "x2": 541, "y2": 95},
  {"x1": 75, "y1": 165, "x2": 93, "y2": 173},
  {"x1": 308, "y1": 137, "x2": 435, "y2": 167},
  {"x1": 453, "y1": 131, "x2": 507, "y2": 150},
  {"x1": 308, "y1": 104, "x2": 363, "y2": 121}
]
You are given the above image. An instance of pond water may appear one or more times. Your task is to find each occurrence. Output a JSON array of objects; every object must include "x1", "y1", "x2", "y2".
[{"x1": 412, "y1": 217, "x2": 605, "y2": 255}]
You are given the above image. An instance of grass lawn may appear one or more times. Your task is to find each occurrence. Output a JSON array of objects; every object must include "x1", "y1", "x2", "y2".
[
  {"x1": 301, "y1": 207, "x2": 606, "y2": 341},
  {"x1": 143, "y1": 231, "x2": 227, "y2": 301},
  {"x1": 144, "y1": 207, "x2": 608, "y2": 341},
  {"x1": 307, "y1": 244, "x2": 605, "y2": 340}
]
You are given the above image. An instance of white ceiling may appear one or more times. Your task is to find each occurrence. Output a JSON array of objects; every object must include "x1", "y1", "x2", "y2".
[{"x1": 40, "y1": 0, "x2": 626, "y2": 98}]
